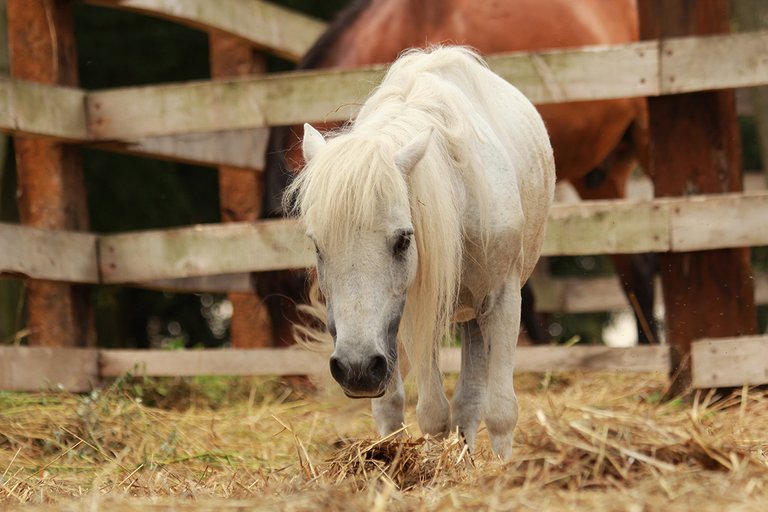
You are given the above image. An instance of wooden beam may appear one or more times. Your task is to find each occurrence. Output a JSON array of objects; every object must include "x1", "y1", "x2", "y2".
[
  {"x1": 0, "y1": 345, "x2": 98, "y2": 392},
  {"x1": 542, "y1": 197, "x2": 670, "y2": 256},
  {"x1": 97, "y1": 345, "x2": 669, "y2": 379},
  {"x1": 661, "y1": 30, "x2": 768, "y2": 94},
  {"x1": 0, "y1": 78, "x2": 269, "y2": 169},
  {"x1": 96, "y1": 192, "x2": 768, "y2": 284},
  {"x1": 86, "y1": 0, "x2": 326, "y2": 62},
  {"x1": 638, "y1": 0, "x2": 758, "y2": 396},
  {"x1": 691, "y1": 336, "x2": 768, "y2": 389},
  {"x1": 0, "y1": 32, "x2": 766, "y2": 162},
  {"x1": 98, "y1": 218, "x2": 314, "y2": 284},
  {"x1": 99, "y1": 347, "x2": 327, "y2": 377},
  {"x1": 129, "y1": 271, "x2": 768, "y2": 314},
  {"x1": 486, "y1": 40, "x2": 657, "y2": 104},
  {"x1": 84, "y1": 31, "x2": 768, "y2": 140},
  {"x1": 7, "y1": 0, "x2": 96, "y2": 348},
  {"x1": 85, "y1": 66, "x2": 386, "y2": 140},
  {"x1": 1, "y1": 193, "x2": 762, "y2": 289},
  {"x1": 136, "y1": 273, "x2": 254, "y2": 294},
  {"x1": 0, "y1": 78, "x2": 87, "y2": 140},
  {"x1": 495, "y1": 345, "x2": 669, "y2": 374},
  {"x1": 0, "y1": 223, "x2": 99, "y2": 283},
  {"x1": 91, "y1": 128, "x2": 267, "y2": 171},
  {"x1": 669, "y1": 192, "x2": 768, "y2": 251}
]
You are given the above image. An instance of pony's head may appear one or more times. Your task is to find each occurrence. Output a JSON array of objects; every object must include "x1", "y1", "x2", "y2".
[{"x1": 287, "y1": 123, "x2": 432, "y2": 398}]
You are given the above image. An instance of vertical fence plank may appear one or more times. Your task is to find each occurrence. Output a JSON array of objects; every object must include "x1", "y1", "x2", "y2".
[
  {"x1": 209, "y1": 32, "x2": 273, "y2": 347},
  {"x1": 7, "y1": 0, "x2": 95, "y2": 347},
  {"x1": 638, "y1": 0, "x2": 757, "y2": 395}
]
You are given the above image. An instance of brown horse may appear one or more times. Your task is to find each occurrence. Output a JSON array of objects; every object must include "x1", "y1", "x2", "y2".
[{"x1": 259, "y1": 0, "x2": 656, "y2": 346}]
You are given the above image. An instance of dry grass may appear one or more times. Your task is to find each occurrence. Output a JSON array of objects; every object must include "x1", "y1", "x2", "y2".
[{"x1": 1, "y1": 371, "x2": 767, "y2": 511}]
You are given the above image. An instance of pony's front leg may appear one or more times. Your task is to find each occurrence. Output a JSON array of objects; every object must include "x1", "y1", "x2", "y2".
[
  {"x1": 371, "y1": 365, "x2": 405, "y2": 435},
  {"x1": 416, "y1": 351, "x2": 451, "y2": 437},
  {"x1": 451, "y1": 320, "x2": 487, "y2": 451},
  {"x1": 478, "y1": 278, "x2": 521, "y2": 459}
]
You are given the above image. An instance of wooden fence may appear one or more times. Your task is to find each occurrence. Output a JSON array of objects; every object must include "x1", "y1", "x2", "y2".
[
  {"x1": 2, "y1": 1, "x2": 768, "y2": 392},
  {"x1": 3, "y1": 191, "x2": 768, "y2": 285}
]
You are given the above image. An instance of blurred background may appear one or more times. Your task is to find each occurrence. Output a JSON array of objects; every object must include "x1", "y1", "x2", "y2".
[{"x1": 0, "y1": 0, "x2": 766, "y2": 349}]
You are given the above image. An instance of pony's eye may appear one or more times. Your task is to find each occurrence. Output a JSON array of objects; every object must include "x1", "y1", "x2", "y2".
[
  {"x1": 314, "y1": 243, "x2": 323, "y2": 262},
  {"x1": 393, "y1": 232, "x2": 412, "y2": 257}
]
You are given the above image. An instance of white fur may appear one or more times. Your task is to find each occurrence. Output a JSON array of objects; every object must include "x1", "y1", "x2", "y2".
[{"x1": 286, "y1": 47, "x2": 555, "y2": 458}]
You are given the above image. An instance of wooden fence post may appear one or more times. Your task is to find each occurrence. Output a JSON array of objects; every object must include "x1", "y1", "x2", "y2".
[
  {"x1": 7, "y1": 0, "x2": 95, "y2": 347},
  {"x1": 209, "y1": 33, "x2": 273, "y2": 347},
  {"x1": 637, "y1": 0, "x2": 757, "y2": 395}
]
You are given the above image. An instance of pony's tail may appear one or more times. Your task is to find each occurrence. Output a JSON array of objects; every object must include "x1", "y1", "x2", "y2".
[{"x1": 292, "y1": 278, "x2": 334, "y2": 356}]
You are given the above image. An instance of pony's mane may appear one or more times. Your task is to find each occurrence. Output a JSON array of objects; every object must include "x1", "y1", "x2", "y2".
[{"x1": 286, "y1": 47, "x2": 494, "y2": 377}]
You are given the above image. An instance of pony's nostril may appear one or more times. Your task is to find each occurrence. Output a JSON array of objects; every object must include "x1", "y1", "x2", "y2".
[
  {"x1": 367, "y1": 354, "x2": 388, "y2": 381},
  {"x1": 329, "y1": 356, "x2": 347, "y2": 384}
]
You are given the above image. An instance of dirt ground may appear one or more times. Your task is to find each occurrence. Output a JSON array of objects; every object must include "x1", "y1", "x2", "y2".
[{"x1": 1, "y1": 371, "x2": 766, "y2": 511}]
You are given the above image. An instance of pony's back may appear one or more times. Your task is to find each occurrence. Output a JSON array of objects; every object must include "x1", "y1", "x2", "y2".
[{"x1": 361, "y1": 47, "x2": 555, "y2": 282}]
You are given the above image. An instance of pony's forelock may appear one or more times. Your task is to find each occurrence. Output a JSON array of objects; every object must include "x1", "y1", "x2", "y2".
[{"x1": 285, "y1": 135, "x2": 410, "y2": 249}]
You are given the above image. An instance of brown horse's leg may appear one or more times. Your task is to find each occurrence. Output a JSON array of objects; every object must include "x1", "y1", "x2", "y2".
[
  {"x1": 572, "y1": 128, "x2": 658, "y2": 345},
  {"x1": 609, "y1": 253, "x2": 657, "y2": 345},
  {"x1": 521, "y1": 282, "x2": 550, "y2": 344}
]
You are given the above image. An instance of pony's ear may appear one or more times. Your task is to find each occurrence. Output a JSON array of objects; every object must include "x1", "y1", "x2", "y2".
[
  {"x1": 302, "y1": 123, "x2": 327, "y2": 163},
  {"x1": 395, "y1": 128, "x2": 433, "y2": 175}
]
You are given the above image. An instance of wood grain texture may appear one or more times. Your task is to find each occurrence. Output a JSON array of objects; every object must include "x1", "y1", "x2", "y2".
[
  {"x1": 487, "y1": 41, "x2": 658, "y2": 104},
  {"x1": 87, "y1": 0, "x2": 326, "y2": 62},
  {"x1": 95, "y1": 193, "x2": 768, "y2": 283},
  {"x1": 100, "y1": 345, "x2": 669, "y2": 379},
  {"x1": 83, "y1": 31, "x2": 768, "y2": 140},
  {"x1": 542, "y1": 199, "x2": 669, "y2": 256},
  {"x1": 98, "y1": 219, "x2": 314, "y2": 283},
  {"x1": 0, "y1": 346, "x2": 98, "y2": 392},
  {"x1": 692, "y1": 336, "x2": 768, "y2": 388},
  {"x1": 99, "y1": 348, "x2": 327, "y2": 377},
  {"x1": 92, "y1": 128, "x2": 268, "y2": 170},
  {"x1": 0, "y1": 223, "x2": 99, "y2": 283},
  {"x1": 0, "y1": 78, "x2": 87, "y2": 140},
  {"x1": 662, "y1": 31, "x2": 768, "y2": 94},
  {"x1": 2, "y1": 31, "x2": 768, "y2": 155},
  {"x1": 5, "y1": 193, "x2": 766, "y2": 287}
]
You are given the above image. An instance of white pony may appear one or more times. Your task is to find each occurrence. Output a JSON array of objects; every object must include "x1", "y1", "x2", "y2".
[{"x1": 286, "y1": 47, "x2": 555, "y2": 458}]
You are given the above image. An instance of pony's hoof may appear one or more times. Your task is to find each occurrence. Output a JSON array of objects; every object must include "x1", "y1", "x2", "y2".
[{"x1": 490, "y1": 433, "x2": 513, "y2": 460}]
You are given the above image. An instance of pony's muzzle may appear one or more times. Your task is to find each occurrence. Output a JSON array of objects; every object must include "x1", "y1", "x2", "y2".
[{"x1": 329, "y1": 350, "x2": 390, "y2": 398}]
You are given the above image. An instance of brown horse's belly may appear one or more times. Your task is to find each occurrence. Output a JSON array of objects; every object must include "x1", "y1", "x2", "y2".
[{"x1": 323, "y1": 0, "x2": 644, "y2": 190}]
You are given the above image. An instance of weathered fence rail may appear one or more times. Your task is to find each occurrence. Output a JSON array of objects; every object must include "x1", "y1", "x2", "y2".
[
  {"x1": 81, "y1": 30, "x2": 768, "y2": 139},
  {"x1": 86, "y1": 0, "x2": 325, "y2": 62},
  {"x1": 3, "y1": 191, "x2": 767, "y2": 286},
  {"x1": 1, "y1": 30, "x2": 768, "y2": 153},
  {"x1": 4, "y1": 336, "x2": 768, "y2": 392},
  {"x1": 0, "y1": 344, "x2": 672, "y2": 393}
]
